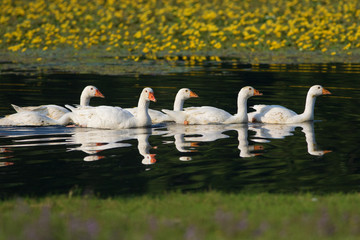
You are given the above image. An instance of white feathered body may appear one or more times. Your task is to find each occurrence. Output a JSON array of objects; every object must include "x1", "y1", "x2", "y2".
[
  {"x1": 0, "y1": 111, "x2": 70, "y2": 126},
  {"x1": 11, "y1": 104, "x2": 69, "y2": 120},
  {"x1": 125, "y1": 108, "x2": 170, "y2": 123},
  {"x1": 163, "y1": 106, "x2": 232, "y2": 124},
  {"x1": 248, "y1": 104, "x2": 301, "y2": 124},
  {"x1": 68, "y1": 105, "x2": 151, "y2": 129}
]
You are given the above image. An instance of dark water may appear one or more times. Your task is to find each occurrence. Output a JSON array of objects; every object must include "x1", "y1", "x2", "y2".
[{"x1": 1, "y1": 63, "x2": 360, "y2": 197}]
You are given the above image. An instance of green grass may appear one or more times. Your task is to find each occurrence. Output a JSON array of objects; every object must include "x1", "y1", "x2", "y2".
[{"x1": 1, "y1": 191, "x2": 360, "y2": 239}]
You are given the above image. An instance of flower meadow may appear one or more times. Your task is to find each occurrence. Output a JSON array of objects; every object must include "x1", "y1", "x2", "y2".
[{"x1": 1, "y1": 0, "x2": 360, "y2": 62}]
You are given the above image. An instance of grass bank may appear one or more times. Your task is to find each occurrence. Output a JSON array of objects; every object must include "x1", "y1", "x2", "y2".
[
  {"x1": 1, "y1": 0, "x2": 360, "y2": 66},
  {"x1": 1, "y1": 192, "x2": 360, "y2": 239}
]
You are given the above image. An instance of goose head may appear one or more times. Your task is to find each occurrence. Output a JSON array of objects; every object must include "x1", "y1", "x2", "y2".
[
  {"x1": 142, "y1": 87, "x2": 156, "y2": 102},
  {"x1": 80, "y1": 85, "x2": 105, "y2": 106},
  {"x1": 178, "y1": 88, "x2": 198, "y2": 100},
  {"x1": 83, "y1": 85, "x2": 105, "y2": 98},
  {"x1": 239, "y1": 86, "x2": 263, "y2": 98},
  {"x1": 308, "y1": 85, "x2": 331, "y2": 97},
  {"x1": 173, "y1": 88, "x2": 198, "y2": 111}
]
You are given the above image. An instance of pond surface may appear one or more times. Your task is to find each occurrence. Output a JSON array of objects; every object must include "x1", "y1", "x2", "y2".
[{"x1": 1, "y1": 62, "x2": 360, "y2": 197}]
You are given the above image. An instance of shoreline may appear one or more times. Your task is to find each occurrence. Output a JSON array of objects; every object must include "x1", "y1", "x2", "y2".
[{"x1": 1, "y1": 48, "x2": 360, "y2": 75}]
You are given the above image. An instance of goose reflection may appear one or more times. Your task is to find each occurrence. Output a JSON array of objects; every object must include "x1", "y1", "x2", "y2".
[
  {"x1": 249, "y1": 121, "x2": 331, "y2": 156},
  {"x1": 162, "y1": 123, "x2": 261, "y2": 159},
  {"x1": 68, "y1": 127, "x2": 158, "y2": 164},
  {"x1": 227, "y1": 124, "x2": 263, "y2": 158},
  {"x1": 0, "y1": 161, "x2": 14, "y2": 167},
  {"x1": 0, "y1": 148, "x2": 13, "y2": 166},
  {"x1": 162, "y1": 124, "x2": 230, "y2": 160}
]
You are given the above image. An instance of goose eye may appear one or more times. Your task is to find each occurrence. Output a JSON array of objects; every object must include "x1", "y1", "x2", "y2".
[
  {"x1": 185, "y1": 90, "x2": 188, "y2": 92},
  {"x1": 91, "y1": 88, "x2": 94, "y2": 90},
  {"x1": 318, "y1": 86, "x2": 320, "y2": 89},
  {"x1": 248, "y1": 87, "x2": 252, "y2": 90}
]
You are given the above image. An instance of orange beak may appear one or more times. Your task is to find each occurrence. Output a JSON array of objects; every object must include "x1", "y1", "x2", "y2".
[
  {"x1": 322, "y1": 88, "x2": 331, "y2": 95},
  {"x1": 254, "y1": 89, "x2": 263, "y2": 96},
  {"x1": 149, "y1": 154, "x2": 157, "y2": 164},
  {"x1": 323, "y1": 150, "x2": 332, "y2": 154},
  {"x1": 148, "y1": 92, "x2": 156, "y2": 102},
  {"x1": 95, "y1": 89, "x2": 105, "y2": 98},
  {"x1": 190, "y1": 91, "x2": 198, "y2": 98}
]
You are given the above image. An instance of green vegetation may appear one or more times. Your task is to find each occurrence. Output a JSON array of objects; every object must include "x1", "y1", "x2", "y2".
[{"x1": 1, "y1": 192, "x2": 360, "y2": 239}]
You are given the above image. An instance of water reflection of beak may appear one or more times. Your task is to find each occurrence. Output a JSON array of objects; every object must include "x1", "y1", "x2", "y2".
[
  {"x1": 190, "y1": 142, "x2": 200, "y2": 147},
  {"x1": 149, "y1": 154, "x2": 157, "y2": 164},
  {"x1": 253, "y1": 145, "x2": 264, "y2": 151},
  {"x1": 0, "y1": 148, "x2": 12, "y2": 153},
  {"x1": 322, "y1": 150, "x2": 332, "y2": 154}
]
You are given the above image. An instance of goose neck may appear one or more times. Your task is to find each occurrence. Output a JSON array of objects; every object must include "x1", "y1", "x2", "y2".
[
  {"x1": 136, "y1": 97, "x2": 151, "y2": 125},
  {"x1": 80, "y1": 91, "x2": 90, "y2": 106},
  {"x1": 236, "y1": 94, "x2": 248, "y2": 122},
  {"x1": 301, "y1": 91, "x2": 317, "y2": 121},
  {"x1": 173, "y1": 95, "x2": 185, "y2": 111}
]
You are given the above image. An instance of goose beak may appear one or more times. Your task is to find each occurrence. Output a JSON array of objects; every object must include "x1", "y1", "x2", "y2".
[
  {"x1": 95, "y1": 89, "x2": 105, "y2": 98},
  {"x1": 322, "y1": 88, "x2": 331, "y2": 95},
  {"x1": 148, "y1": 92, "x2": 156, "y2": 102},
  {"x1": 254, "y1": 89, "x2": 263, "y2": 96},
  {"x1": 190, "y1": 91, "x2": 199, "y2": 98}
]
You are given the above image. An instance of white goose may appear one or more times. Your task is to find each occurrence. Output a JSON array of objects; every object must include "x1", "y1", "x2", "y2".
[
  {"x1": 162, "y1": 86, "x2": 262, "y2": 125},
  {"x1": 0, "y1": 111, "x2": 73, "y2": 126},
  {"x1": 248, "y1": 85, "x2": 331, "y2": 124},
  {"x1": 11, "y1": 85, "x2": 105, "y2": 120},
  {"x1": 66, "y1": 87, "x2": 156, "y2": 129},
  {"x1": 125, "y1": 88, "x2": 198, "y2": 123}
]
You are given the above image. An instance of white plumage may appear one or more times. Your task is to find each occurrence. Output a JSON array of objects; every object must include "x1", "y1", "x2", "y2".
[
  {"x1": 125, "y1": 88, "x2": 198, "y2": 123},
  {"x1": 11, "y1": 85, "x2": 104, "y2": 120},
  {"x1": 163, "y1": 86, "x2": 262, "y2": 125},
  {"x1": 66, "y1": 87, "x2": 156, "y2": 129},
  {"x1": 248, "y1": 85, "x2": 331, "y2": 124},
  {"x1": 0, "y1": 111, "x2": 72, "y2": 126}
]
